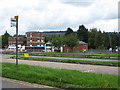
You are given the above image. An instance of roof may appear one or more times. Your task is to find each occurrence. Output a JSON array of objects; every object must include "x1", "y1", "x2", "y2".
[
  {"x1": 46, "y1": 41, "x2": 52, "y2": 44},
  {"x1": 26, "y1": 31, "x2": 44, "y2": 33},
  {"x1": 79, "y1": 41, "x2": 87, "y2": 45}
]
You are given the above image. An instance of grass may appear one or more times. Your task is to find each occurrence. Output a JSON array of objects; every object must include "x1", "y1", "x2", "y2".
[
  {"x1": 2, "y1": 51, "x2": 119, "y2": 60},
  {"x1": 11, "y1": 56, "x2": 119, "y2": 67},
  {"x1": 2, "y1": 62, "x2": 118, "y2": 88},
  {"x1": 28, "y1": 53, "x2": 118, "y2": 60},
  {"x1": 43, "y1": 52, "x2": 120, "y2": 55}
]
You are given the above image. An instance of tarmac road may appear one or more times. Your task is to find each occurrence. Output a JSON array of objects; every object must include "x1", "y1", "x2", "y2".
[{"x1": 1, "y1": 54, "x2": 119, "y2": 62}]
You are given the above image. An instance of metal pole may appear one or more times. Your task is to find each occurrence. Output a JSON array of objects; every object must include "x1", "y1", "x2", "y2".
[{"x1": 16, "y1": 17, "x2": 18, "y2": 65}]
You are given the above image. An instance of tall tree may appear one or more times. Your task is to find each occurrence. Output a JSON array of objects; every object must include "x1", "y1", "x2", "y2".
[
  {"x1": 2, "y1": 31, "x2": 11, "y2": 48},
  {"x1": 88, "y1": 28, "x2": 97, "y2": 49},
  {"x1": 65, "y1": 27, "x2": 74, "y2": 36},
  {"x1": 77, "y1": 25, "x2": 88, "y2": 43},
  {"x1": 102, "y1": 31, "x2": 110, "y2": 49},
  {"x1": 63, "y1": 33, "x2": 79, "y2": 52},
  {"x1": 94, "y1": 30, "x2": 103, "y2": 49}
]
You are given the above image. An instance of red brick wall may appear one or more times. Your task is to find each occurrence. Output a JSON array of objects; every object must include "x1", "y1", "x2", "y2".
[
  {"x1": 26, "y1": 32, "x2": 45, "y2": 47},
  {"x1": 8, "y1": 37, "x2": 24, "y2": 46},
  {"x1": 63, "y1": 44, "x2": 88, "y2": 53}
]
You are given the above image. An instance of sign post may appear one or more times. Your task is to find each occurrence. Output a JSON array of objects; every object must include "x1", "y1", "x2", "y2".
[
  {"x1": 11, "y1": 16, "x2": 19, "y2": 66},
  {"x1": 15, "y1": 16, "x2": 18, "y2": 65}
]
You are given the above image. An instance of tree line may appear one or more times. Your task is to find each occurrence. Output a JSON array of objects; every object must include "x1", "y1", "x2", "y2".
[
  {"x1": 46, "y1": 25, "x2": 120, "y2": 51},
  {"x1": 1, "y1": 25, "x2": 120, "y2": 51}
]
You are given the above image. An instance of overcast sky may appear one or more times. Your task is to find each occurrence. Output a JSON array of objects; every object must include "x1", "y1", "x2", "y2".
[{"x1": 0, "y1": 0, "x2": 119, "y2": 35}]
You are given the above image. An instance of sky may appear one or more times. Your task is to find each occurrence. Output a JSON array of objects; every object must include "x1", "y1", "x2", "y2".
[{"x1": 0, "y1": 0, "x2": 119, "y2": 35}]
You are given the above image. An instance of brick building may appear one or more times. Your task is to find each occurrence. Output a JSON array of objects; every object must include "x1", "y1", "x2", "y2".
[
  {"x1": 63, "y1": 41, "x2": 88, "y2": 53},
  {"x1": 8, "y1": 35, "x2": 26, "y2": 46},
  {"x1": 8, "y1": 35, "x2": 26, "y2": 50},
  {"x1": 26, "y1": 31, "x2": 45, "y2": 52}
]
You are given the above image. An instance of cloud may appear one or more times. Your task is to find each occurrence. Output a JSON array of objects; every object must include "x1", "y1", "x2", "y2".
[
  {"x1": 0, "y1": 0, "x2": 119, "y2": 35},
  {"x1": 86, "y1": 19, "x2": 118, "y2": 32}
]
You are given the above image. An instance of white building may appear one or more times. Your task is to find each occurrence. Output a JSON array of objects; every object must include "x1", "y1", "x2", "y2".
[
  {"x1": 8, "y1": 44, "x2": 25, "y2": 51},
  {"x1": 45, "y1": 42, "x2": 54, "y2": 52},
  {"x1": 45, "y1": 41, "x2": 63, "y2": 52}
]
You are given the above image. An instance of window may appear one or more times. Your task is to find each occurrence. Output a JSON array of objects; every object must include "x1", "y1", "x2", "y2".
[
  {"x1": 30, "y1": 33, "x2": 32, "y2": 37},
  {"x1": 41, "y1": 33, "x2": 43, "y2": 36},
  {"x1": 30, "y1": 43, "x2": 32, "y2": 46},
  {"x1": 37, "y1": 33, "x2": 40, "y2": 36},
  {"x1": 41, "y1": 39, "x2": 43, "y2": 42},
  {"x1": 41, "y1": 43, "x2": 43, "y2": 47}
]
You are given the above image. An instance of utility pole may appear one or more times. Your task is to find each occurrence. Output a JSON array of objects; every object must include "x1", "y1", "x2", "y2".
[{"x1": 11, "y1": 16, "x2": 19, "y2": 65}]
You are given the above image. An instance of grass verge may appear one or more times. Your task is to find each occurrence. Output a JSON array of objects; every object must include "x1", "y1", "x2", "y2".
[
  {"x1": 11, "y1": 56, "x2": 119, "y2": 67},
  {"x1": 2, "y1": 51, "x2": 119, "y2": 60},
  {"x1": 2, "y1": 62, "x2": 118, "y2": 88}
]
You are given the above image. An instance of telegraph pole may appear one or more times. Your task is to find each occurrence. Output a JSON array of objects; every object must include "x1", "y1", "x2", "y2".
[{"x1": 11, "y1": 16, "x2": 19, "y2": 65}]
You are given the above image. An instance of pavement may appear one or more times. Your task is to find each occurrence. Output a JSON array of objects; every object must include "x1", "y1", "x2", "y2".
[
  {"x1": 1, "y1": 55, "x2": 119, "y2": 75},
  {"x1": 2, "y1": 77, "x2": 60, "y2": 89},
  {"x1": 1, "y1": 54, "x2": 119, "y2": 62}
]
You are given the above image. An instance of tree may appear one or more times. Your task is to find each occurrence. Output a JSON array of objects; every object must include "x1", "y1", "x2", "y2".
[
  {"x1": 88, "y1": 28, "x2": 97, "y2": 49},
  {"x1": 94, "y1": 30, "x2": 103, "y2": 49},
  {"x1": 65, "y1": 27, "x2": 74, "y2": 36},
  {"x1": 0, "y1": 36, "x2": 2, "y2": 49},
  {"x1": 63, "y1": 33, "x2": 79, "y2": 52},
  {"x1": 102, "y1": 31, "x2": 110, "y2": 49},
  {"x1": 77, "y1": 25, "x2": 88, "y2": 43},
  {"x1": 2, "y1": 31, "x2": 11, "y2": 48},
  {"x1": 50, "y1": 36, "x2": 63, "y2": 52}
]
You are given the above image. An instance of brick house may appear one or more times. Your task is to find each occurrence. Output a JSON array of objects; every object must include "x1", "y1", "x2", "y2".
[{"x1": 63, "y1": 41, "x2": 88, "y2": 53}]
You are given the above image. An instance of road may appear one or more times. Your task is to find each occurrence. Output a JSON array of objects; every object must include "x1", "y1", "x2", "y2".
[
  {"x1": 1, "y1": 56, "x2": 119, "y2": 75},
  {"x1": 1, "y1": 54, "x2": 119, "y2": 62},
  {"x1": 2, "y1": 77, "x2": 59, "y2": 89}
]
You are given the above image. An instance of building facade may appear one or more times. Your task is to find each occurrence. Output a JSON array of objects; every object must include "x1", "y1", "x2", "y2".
[
  {"x1": 63, "y1": 41, "x2": 88, "y2": 53},
  {"x1": 26, "y1": 31, "x2": 45, "y2": 52},
  {"x1": 8, "y1": 35, "x2": 26, "y2": 51},
  {"x1": 8, "y1": 35, "x2": 26, "y2": 46}
]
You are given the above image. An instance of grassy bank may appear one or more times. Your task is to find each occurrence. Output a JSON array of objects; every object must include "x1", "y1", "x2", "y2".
[
  {"x1": 11, "y1": 56, "x2": 119, "y2": 67},
  {"x1": 2, "y1": 62, "x2": 118, "y2": 88}
]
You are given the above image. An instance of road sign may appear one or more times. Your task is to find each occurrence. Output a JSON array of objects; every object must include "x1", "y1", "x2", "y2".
[
  {"x1": 11, "y1": 18, "x2": 16, "y2": 27},
  {"x1": 24, "y1": 53, "x2": 29, "y2": 57},
  {"x1": 11, "y1": 18, "x2": 16, "y2": 22},
  {"x1": 14, "y1": 16, "x2": 18, "y2": 19}
]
